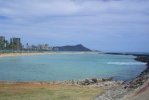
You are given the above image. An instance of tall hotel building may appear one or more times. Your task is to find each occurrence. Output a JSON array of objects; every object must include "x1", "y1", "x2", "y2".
[
  {"x1": 10, "y1": 37, "x2": 22, "y2": 50},
  {"x1": 0, "y1": 36, "x2": 5, "y2": 49}
]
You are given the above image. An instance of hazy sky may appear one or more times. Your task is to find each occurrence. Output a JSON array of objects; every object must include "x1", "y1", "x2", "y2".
[{"x1": 0, "y1": 0, "x2": 149, "y2": 52}]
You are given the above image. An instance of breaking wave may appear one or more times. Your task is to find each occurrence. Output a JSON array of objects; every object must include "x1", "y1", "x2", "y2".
[{"x1": 107, "y1": 62, "x2": 146, "y2": 65}]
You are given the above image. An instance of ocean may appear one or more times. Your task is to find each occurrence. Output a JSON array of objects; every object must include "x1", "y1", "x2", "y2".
[{"x1": 0, "y1": 53, "x2": 147, "y2": 82}]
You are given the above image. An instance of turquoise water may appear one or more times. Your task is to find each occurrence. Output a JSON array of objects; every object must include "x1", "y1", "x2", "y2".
[{"x1": 0, "y1": 53, "x2": 146, "y2": 82}]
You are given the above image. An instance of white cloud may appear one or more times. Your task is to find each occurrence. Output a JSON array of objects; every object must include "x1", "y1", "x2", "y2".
[
  {"x1": 0, "y1": 0, "x2": 148, "y2": 19},
  {"x1": 0, "y1": 0, "x2": 149, "y2": 29},
  {"x1": 0, "y1": 0, "x2": 149, "y2": 52}
]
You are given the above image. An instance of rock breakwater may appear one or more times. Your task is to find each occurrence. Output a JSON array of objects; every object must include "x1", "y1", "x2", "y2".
[{"x1": 96, "y1": 55, "x2": 149, "y2": 100}]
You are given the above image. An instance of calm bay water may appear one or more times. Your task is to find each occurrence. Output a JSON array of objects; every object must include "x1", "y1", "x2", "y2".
[{"x1": 0, "y1": 53, "x2": 147, "y2": 81}]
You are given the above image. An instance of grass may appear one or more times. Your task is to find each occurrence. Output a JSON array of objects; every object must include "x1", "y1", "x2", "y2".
[{"x1": 0, "y1": 82, "x2": 104, "y2": 100}]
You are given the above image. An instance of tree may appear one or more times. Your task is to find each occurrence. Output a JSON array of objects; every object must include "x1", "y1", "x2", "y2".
[
  {"x1": 0, "y1": 40, "x2": 5, "y2": 50},
  {"x1": 4, "y1": 40, "x2": 9, "y2": 50}
]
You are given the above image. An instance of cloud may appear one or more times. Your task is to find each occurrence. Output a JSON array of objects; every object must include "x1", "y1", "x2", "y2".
[
  {"x1": 0, "y1": 0, "x2": 148, "y2": 19},
  {"x1": 0, "y1": 0, "x2": 149, "y2": 52},
  {"x1": 0, "y1": 0, "x2": 149, "y2": 24}
]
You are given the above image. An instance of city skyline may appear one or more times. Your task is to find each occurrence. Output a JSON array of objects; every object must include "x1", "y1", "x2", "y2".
[
  {"x1": 0, "y1": 35, "x2": 91, "y2": 51},
  {"x1": 0, "y1": 0, "x2": 149, "y2": 52}
]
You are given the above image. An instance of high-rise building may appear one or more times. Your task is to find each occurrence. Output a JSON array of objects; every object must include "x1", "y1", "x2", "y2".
[
  {"x1": 0, "y1": 36, "x2": 5, "y2": 49},
  {"x1": 10, "y1": 37, "x2": 22, "y2": 50},
  {"x1": 37, "y1": 44, "x2": 49, "y2": 50}
]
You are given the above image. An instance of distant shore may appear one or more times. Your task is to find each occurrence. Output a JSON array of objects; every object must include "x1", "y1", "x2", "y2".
[
  {"x1": 0, "y1": 51, "x2": 99, "y2": 58},
  {"x1": 0, "y1": 52, "x2": 49, "y2": 57}
]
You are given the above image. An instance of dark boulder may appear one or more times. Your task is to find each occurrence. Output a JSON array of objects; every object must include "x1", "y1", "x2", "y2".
[{"x1": 91, "y1": 78, "x2": 98, "y2": 83}]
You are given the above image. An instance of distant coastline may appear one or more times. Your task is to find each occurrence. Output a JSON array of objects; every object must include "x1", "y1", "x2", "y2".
[
  {"x1": 0, "y1": 51, "x2": 99, "y2": 58},
  {"x1": 105, "y1": 52, "x2": 149, "y2": 56}
]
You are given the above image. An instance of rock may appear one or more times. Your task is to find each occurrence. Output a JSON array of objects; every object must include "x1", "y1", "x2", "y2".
[
  {"x1": 102, "y1": 77, "x2": 113, "y2": 82},
  {"x1": 78, "y1": 79, "x2": 90, "y2": 85},
  {"x1": 117, "y1": 81, "x2": 124, "y2": 85},
  {"x1": 91, "y1": 78, "x2": 98, "y2": 83},
  {"x1": 84, "y1": 79, "x2": 90, "y2": 85},
  {"x1": 95, "y1": 87, "x2": 128, "y2": 100},
  {"x1": 71, "y1": 80, "x2": 75, "y2": 84},
  {"x1": 79, "y1": 79, "x2": 96, "y2": 85},
  {"x1": 135, "y1": 56, "x2": 149, "y2": 62}
]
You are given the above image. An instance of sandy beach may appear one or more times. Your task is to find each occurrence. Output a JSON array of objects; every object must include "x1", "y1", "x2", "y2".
[
  {"x1": 0, "y1": 52, "x2": 60, "y2": 57},
  {"x1": 0, "y1": 52, "x2": 98, "y2": 58}
]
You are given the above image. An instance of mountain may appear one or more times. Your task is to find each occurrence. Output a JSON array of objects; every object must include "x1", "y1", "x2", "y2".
[{"x1": 53, "y1": 44, "x2": 91, "y2": 51}]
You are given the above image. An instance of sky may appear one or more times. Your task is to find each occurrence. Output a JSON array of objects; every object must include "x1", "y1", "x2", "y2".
[{"x1": 0, "y1": 0, "x2": 149, "y2": 52}]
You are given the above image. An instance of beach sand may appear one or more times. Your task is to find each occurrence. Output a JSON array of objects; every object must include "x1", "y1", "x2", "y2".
[
  {"x1": 0, "y1": 52, "x2": 97, "y2": 58},
  {"x1": 0, "y1": 52, "x2": 53, "y2": 57}
]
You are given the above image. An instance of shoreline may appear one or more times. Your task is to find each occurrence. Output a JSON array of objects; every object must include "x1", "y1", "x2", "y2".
[
  {"x1": 0, "y1": 53, "x2": 149, "y2": 100},
  {"x1": 121, "y1": 55, "x2": 149, "y2": 100},
  {"x1": 0, "y1": 52, "x2": 50, "y2": 57},
  {"x1": 0, "y1": 51, "x2": 99, "y2": 58},
  {"x1": 95, "y1": 55, "x2": 149, "y2": 100}
]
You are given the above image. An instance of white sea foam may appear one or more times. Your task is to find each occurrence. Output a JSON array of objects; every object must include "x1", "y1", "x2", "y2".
[{"x1": 107, "y1": 62, "x2": 146, "y2": 65}]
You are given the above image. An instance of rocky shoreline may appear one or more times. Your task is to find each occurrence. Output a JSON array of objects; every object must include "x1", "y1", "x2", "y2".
[
  {"x1": 95, "y1": 55, "x2": 149, "y2": 100},
  {"x1": 0, "y1": 77, "x2": 123, "y2": 88},
  {"x1": 124, "y1": 56, "x2": 149, "y2": 89}
]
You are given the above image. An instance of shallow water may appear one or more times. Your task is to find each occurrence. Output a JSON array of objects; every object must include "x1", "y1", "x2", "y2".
[{"x1": 0, "y1": 53, "x2": 146, "y2": 81}]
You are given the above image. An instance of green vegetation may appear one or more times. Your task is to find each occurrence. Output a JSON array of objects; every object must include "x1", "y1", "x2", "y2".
[{"x1": 0, "y1": 83, "x2": 104, "y2": 100}]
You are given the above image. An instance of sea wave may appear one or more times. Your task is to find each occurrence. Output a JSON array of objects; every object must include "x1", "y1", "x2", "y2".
[{"x1": 107, "y1": 62, "x2": 146, "y2": 65}]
